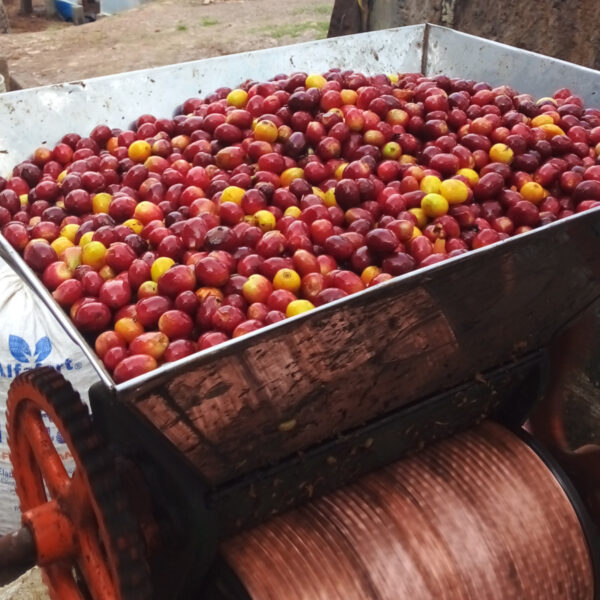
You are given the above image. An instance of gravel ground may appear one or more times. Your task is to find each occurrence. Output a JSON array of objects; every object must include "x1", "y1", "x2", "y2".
[
  {"x1": 0, "y1": 568, "x2": 46, "y2": 599},
  {"x1": 2, "y1": 0, "x2": 334, "y2": 89}
]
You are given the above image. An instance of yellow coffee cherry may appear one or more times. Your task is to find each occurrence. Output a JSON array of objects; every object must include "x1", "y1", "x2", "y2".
[
  {"x1": 408, "y1": 209, "x2": 427, "y2": 228},
  {"x1": 489, "y1": 143, "x2": 514, "y2": 164},
  {"x1": 323, "y1": 188, "x2": 337, "y2": 207},
  {"x1": 286, "y1": 299, "x2": 315, "y2": 317},
  {"x1": 439, "y1": 179, "x2": 469, "y2": 205},
  {"x1": 421, "y1": 193, "x2": 449, "y2": 218},
  {"x1": 420, "y1": 175, "x2": 441, "y2": 194},
  {"x1": 280, "y1": 167, "x2": 304, "y2": 187},
  {"x1": 221, "y1": 186, "x2": 246, "y2": 206},
  {"x1": 81, "y1": 241, "x2": 107, "y2": 270},
  {"x1": 273, "y1": 268, "x2": 301, "y2": 293},
  {"x1": 60, "y1": 223, "x2": 79, "y2": 242},
  {"x1": 128, "y1": 140, "x2": 152, "y2": 163},
  {"x1": 520, "y1": 182, "x2": 547, "y2": 205},
  {"x1": 123, "y1": 219, "x2": 144, "y2": 235},
  {"x1": 51, "y1": 237, "x2": 73, "y2": 256},
  {"x1": 92, "y1": 192, "x2": 112, "y2": 214},
  {"x1": 539, "y1": 123, "x2": 566, "y2": 139},
  {"x1": 361, "y1": 266, "x2": 381, "y2": 285},
  {"x1": 254, "y1": 210, "x2": 276, "y2": 232},
  {"x1": 151, "y1": 257, "x2": 175, "y2": 282},
  {"x1": 531, "y1": 114, "x2": 555, "y2": 127},
  {"x1": 457, "y1": 168, "x2": 479, "y2": 186},
  {"x1": 78, "y1": 231, "x2": 94, "y2": 247},
  {"x1": 227, "y1": 89, "x2": 248, "y2": 108},
  {"x1": 305, "y1": 74, "x2": 327, "y2": 89},
  {"x1": 284, "y1": 206, "x2": 301, "y2": 218},
  {"x1": 253, "y1": 120, "x2": 279, "y2": 143}
]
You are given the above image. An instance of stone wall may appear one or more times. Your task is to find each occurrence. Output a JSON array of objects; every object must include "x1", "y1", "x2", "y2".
[{"x1": 329, "y1": 0, "x2": 600, "y2": 71}]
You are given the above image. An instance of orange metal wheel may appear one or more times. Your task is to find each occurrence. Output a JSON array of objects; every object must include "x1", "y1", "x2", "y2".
[{"x1": 7, "y1": 367, "x2": 151, "y2": 600}]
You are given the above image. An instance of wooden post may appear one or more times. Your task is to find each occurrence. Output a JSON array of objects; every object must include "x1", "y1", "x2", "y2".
[
  {"x1": 20, "y1": 0, "x2": 33, "y2": 15},
  {"x1": 82, "y1": 0, "x2": 100, "y2": 19},
  {"x1": 328, "y1": 0, "x2": 600, "y2": 71},
  {"x1": 0, "y1": 0, "x2": 9, "y2": 33},
  {"x1": 0, "y1": 57, "x2": 9, "y2": 91}
]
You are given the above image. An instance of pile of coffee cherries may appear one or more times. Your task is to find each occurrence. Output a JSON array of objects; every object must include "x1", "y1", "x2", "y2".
[{"x1": 1, "y1": 69, "x2": 600, "y2": 382}]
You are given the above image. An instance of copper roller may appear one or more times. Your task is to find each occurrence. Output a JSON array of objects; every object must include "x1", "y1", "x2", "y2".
[{"x1": 218, "y1": 421, "x2": 596, "y2": 599}]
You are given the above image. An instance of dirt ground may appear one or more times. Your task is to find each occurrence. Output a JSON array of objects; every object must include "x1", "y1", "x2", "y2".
[
  {"x1": 0, "y1": 568, "x2": 46, "y2": 599},
  {"x1": 1, "y1": 0, "x2": 335, "y2": 89}
]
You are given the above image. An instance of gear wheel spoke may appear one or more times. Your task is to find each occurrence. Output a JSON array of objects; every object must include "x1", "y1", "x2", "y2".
[
  {"x1": 67, "y1": 470, "x2": 93, "y2": 523},
  {"x1": 7, "y1": 367, "x2": 152, "y2": 600},
  {"x1": 44, "y1": 563, "x2": 84, "y2": 600},
  {"x1": 77, "y1": 523, "x2": 119, "y2": 600},
  {"x1": 19, "y1": 403, "x2": 70, "y2": 499}
]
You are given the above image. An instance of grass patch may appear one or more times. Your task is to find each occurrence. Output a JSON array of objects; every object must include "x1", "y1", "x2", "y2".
[
  {"x1": 253, "y1": 21, "x2": 329, "y2": 40},
  {"x1": 293, "y1": 4, "x2": 333, "y2": 16},
  {"x1": 199, "y1": 17, "x2": 219, "y2": 26},
  {"x1": 176, "y1": 24, "x2": 188, "y2": 31},
  {"x1": 312, "y1": 20, "x2": 329, "y2": 37}
]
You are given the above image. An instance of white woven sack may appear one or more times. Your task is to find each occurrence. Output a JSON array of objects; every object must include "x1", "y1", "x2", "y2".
[{"x1": 0, "y1": 258, "x2": 98, "y2": 533}]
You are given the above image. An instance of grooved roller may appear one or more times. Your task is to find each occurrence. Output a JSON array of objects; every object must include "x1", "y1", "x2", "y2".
[{"x1": 220, "y1": 421, "x2": 595, "y2": 600}]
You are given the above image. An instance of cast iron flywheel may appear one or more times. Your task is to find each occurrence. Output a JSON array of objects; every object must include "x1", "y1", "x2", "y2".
[{"x1": 6, "y1": 367, "x2": 151, "y2": 600}]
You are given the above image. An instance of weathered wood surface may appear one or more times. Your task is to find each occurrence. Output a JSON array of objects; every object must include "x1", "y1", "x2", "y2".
[
  {"x1": 328, "y1": 0, "x2": 600, "y2": 71},
  {"x1": 0, "y1": 2, "x2": 8, "y2": 34},
  {"x1": 212, "y1": 354, "x2": 543, "y2": 534},
  {"x1": 126, "y1": 212, "x2": 600, "y2": 487}
]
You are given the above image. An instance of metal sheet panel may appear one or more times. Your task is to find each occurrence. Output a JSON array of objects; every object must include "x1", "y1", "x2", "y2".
[
  {"x1": 425, "y1": 25, "x2": 600, "y2": 105},
  {"x1": 0, "y1": 25, "x2": 425, "y2": 177},
  {"x1": 0, "y1": 26, "x2": 600, "y2": 424}
]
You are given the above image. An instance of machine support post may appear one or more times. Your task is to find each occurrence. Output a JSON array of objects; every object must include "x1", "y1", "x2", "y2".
[{"x1": 0, "y1": 527, "x2": 37, "y2": 586}]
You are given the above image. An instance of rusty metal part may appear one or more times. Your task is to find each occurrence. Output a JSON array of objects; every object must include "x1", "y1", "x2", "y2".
[
  {"x1": 6, "y1": 367, "x2": 151, "y2": 600},
  {"x1": 22, "y1": 500, "x2": 77, "y2": 567},
  {"x1": 0, "y1": 527, "x2": 36, "y2": 586},
  {"x1": 209, "y1": 352, "x2": 545, "y2": 536},
  {"x1": 529, "y1": 305, "x2": 600, "y2": 526},
  {"x1": 220, "y1": 421, "x2": 594, "y2": 599}
]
